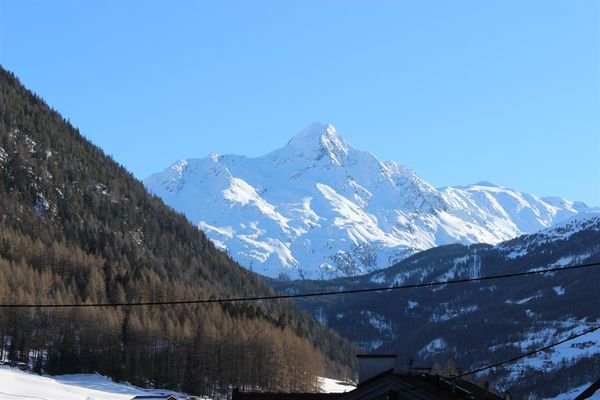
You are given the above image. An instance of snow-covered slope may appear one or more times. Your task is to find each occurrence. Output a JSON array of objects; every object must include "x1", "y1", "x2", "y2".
[
  {"x1": 0, "y1": 366, "x2": 182, "y2": 400},
  {"x1": 544, "y1": 383, "x2": 600, "y2": 400},
  {"x1": 0, "y1": 367, "x2": 351, "y2": 399},
  {"x1": 271, "y1": 214, "x2": 600, "y2": 398},
  {"x1": 145, "y1": 123, "x2": 595, "y2": 279}
]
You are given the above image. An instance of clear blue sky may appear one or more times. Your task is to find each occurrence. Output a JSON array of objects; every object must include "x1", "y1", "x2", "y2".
[{"x1": 1, "y1": 0, "x2": 598, "y2": 205}]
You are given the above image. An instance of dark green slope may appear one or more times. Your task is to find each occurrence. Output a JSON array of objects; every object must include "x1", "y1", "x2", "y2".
[{"x1": 0, "y1": 67, "x2": 355, "y2": 395}]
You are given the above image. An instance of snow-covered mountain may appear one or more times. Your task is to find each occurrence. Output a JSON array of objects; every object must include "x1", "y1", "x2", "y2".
[{"x1": 145, "y1": 123, "x2": 595, "y2": 279}]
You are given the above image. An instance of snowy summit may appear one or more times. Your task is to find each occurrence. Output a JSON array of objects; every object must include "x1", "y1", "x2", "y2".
[{"x1": 145, "y1": 123, "x2": 596, "y2": 280}]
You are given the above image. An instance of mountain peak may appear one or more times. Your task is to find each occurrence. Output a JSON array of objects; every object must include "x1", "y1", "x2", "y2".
[
  {"x1": 473, "y1": 181, "x2": 501, "y2": 188},
  {"x1": 287, "y1": 122, "x2": 335, "y2": 141},
  {"x1": 145, "y1": 121, "x2": 593, "y2": 280},
  {"x1": 283, "y1": 122, "x2": 349, "y2": 165}
]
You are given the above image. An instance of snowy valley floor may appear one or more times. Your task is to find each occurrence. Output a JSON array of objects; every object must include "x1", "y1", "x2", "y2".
[
  {"x1": 0, "y1": 367, "x2": 355, "y2": 400},
  {"x1": 1, "y1": 366, "x2": 596, "y2": 399},
  {"x1": 0, "y1": 366, "x2": 177, "y2": 400}
]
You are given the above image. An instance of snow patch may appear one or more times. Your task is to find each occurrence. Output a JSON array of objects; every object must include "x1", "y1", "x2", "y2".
[
  {"x1": 553, "y1": 286, "x2": 566, "y2": 296},
  {"x1": 430, "y1": 304, "x2": 478, "y2": 322},
  {"x1": 543, "y1": 382, "x2": 600, "y2": 399},
  {"x1": 360, "y1": 311, "x2": 393, "y2": 333},
  {"x1": 419, "y1": 338, "x2": 447, "y2": 356},
  {"x1": 317, "y1": 376, "x2": 356, "y2": 393},
  {"x1": 505, "y1": 294, "x2": 541, "y2": 305},
  {"x1": 0, "y1": 367, "x2": 183, "y2": 400},
  {"x1": 0, "y1": 147, "x2": 7, "y2": 164},
  {"x1": 369, "y1": 273, "x2": 386, "y2": 284}
]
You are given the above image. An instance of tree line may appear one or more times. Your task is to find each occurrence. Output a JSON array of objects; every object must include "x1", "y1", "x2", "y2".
[{"x1": 0, "y1": 66, "x2": 355, "y2": 396}]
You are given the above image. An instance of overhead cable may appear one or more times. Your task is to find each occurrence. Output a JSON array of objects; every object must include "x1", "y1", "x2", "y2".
[{"x1": 0, "y1": 260, "x2": 598, "y2": 308}]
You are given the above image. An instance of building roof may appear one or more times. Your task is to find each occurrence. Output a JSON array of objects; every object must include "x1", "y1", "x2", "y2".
[
  {"x1": 344, "y1": 370, "x2": 504, "y2": 400},
  {"x1": 233, "y1": 370, "x2": 504, "y2": 400}
]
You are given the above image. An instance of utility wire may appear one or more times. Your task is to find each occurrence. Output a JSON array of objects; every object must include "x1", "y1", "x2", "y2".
[
  {"x1": 0, "y1": 260, "x2": 599, "y2": 308},
  {"x1": 458, "y1": 324, "x2": 600, "y2": 378},
  {"x1": 401, "y1": 323, "x2": 600, "y2": 394}
]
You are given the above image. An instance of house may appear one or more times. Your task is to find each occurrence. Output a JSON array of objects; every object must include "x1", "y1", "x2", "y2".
[
  {"x1": 130, "y1": 395, "x2": 178, "y2": 400},
  {"x1": 233, "y1": 354, "x2": 506, "y2": 400},
  {"x1": 339, "y1": 369, "x2": 505, "y2": 400}
]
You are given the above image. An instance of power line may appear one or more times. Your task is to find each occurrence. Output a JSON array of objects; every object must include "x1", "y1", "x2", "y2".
[
  {"x1": 457, "y1": 323, "x2": 600, "y2": 378},
  {"x1": 0, "y1": 260, "x2": 599, "y2": 308},
  {"x1": 401, "y1": 323, "x2": 600, "y2": 394}
]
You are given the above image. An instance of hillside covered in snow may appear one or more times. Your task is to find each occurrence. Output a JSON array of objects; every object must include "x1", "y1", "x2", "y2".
[
  {"x1": 145, "y1": 123, "x2": 595, "y2": 279},
  {"x1": 271, "y1": 214, "x2": 600, "y2": 398},
  {"x1": 0, "y1": 367, "x2": 355, "y2": 400},
  {"x1": 0, "y1": 366, "x2": 181, "y2": 400}
]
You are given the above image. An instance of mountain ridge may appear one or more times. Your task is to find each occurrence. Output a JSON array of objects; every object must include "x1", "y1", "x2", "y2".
[
  {"x1": 269, "y1": 213, "x2": 600, "y2": 398},
  {"x1": 145, "y1": 123, "x2": 596, "y2": 280}
]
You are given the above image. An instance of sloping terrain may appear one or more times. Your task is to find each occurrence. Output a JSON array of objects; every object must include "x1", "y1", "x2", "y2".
[
  {"x1": 271, "y1": 214, "x2": 600, "y2": 398},
  {"x1": 0, "y1": 366, "x2": 181, "y2": 400},
  {"x1": 0, "y1": 67, "x2": 355, "y2": 396},
  {"x1": 145, "y1": 123, "x2": 594, "y2": 279},
  {"x1": 0, "y1": 366, "x2": 354, "y2": 400}
]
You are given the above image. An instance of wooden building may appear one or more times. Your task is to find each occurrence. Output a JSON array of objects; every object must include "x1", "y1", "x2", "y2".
[
  {"x1": 130, "y1": 395, "x2": 178, "y2": 400},
  {"x1": 233, "y1": 355, "x2": 505, "y2": 400}
]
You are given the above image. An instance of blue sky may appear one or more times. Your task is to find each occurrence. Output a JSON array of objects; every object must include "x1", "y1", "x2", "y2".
[{"x1": 1, "y1": 0, "x2": 598, "y2": 205}]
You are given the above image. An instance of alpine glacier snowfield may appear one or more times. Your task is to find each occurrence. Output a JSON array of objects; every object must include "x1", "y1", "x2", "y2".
[{"x1": 145, "y1": 123, "x2": 596, "y2": 279}]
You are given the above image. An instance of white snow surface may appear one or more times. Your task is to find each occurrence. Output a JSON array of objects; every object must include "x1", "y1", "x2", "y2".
[
  {"x1": 512, "y1": 323, "x2": 600, "y2": 376},
  {"x1": 0, "y1": 366, "x2": 182, "y2": 400},
  {"x1": 497, "y1": 213, "x2": 600, "y2": 263},
  {"x1": 418, "y1": 338, "x2": 448, "y2": 357},
  {"x1": 488, "y1": 320, "x2": 600, "y2": 399},
  {"x1": 145, "y1": 123, "x2": 597, "y2": 279},
  {"x1": 543, "y1": 382, "x2": 600, "y2": 399},
  {"x1": 317, "y1": 377, "x2": 356, "y2": 393},
  {"x1": 0, "y1": 367, "x2": 348, "y2": 399}
]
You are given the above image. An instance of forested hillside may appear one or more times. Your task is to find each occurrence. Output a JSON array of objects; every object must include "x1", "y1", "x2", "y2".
[
  {"x1": 0, "y1": 67, "x2": 355, "y2": 396},
  {"x1": 272, "y1": 215, "x2": 600, "y2": 398}
]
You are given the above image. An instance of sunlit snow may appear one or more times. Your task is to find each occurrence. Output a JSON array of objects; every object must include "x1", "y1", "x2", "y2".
[
  {"x1": 0, "y1": 367, "x2": 181, "y2": 400},
  {"x1": 145, "y1": 123, "x2": 598, "y2": 279}
]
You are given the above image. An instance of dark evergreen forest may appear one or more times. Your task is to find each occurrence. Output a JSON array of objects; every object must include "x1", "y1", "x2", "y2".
[
  {"x1": 272, "y1": 221, "x2": 600, "y2": 398},
  {"x1": 0, "y1": 67, "x2": 355, "y2": 396}
]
